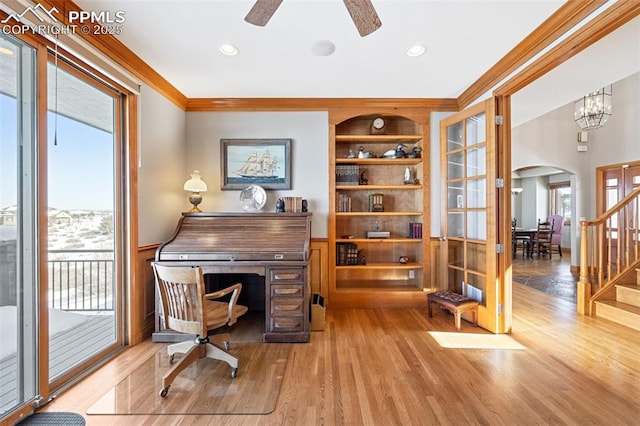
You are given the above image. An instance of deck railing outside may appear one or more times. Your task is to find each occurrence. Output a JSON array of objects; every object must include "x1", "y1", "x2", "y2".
[
  {"x1": 48, "y1": 249, "x2": 114, "y2": 311},
  {"x1": 578, "y1": 187, "x2": 640, "y2": 313}
]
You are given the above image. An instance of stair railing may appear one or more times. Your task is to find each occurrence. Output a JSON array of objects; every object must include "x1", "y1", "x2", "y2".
[{"x1": 578, "y1": 186, "x2": 640, "y2": 314}]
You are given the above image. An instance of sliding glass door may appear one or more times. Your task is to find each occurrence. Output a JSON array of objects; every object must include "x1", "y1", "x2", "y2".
[
  {"x1": 0, "y1": 34, "x2": 39, "y2": 417},
  {"x1": 46, "y1": 59, "x2": 124, "y2": 388},
  {"x1": 1, "y1": 32, "x2": 129, "y2": 422}
]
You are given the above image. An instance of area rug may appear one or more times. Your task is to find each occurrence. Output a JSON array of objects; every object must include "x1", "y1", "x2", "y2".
[
  {"x1": 17, "y1": 412, "x2": 85, "y2": 425},
  {"x1": 513, "y1": 274, "x2": 577, "y2": 303},
  {"x1": 86, "y1": 341, "x2": 291, "y2": 415}
]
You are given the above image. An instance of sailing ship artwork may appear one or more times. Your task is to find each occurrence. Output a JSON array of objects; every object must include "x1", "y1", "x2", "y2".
[
  {"x1": 235, "y1": 150, "x2": 279, "y2": 179},
  {"x1": 221, "y1": 139, "x2": 292, "y2": 190}
]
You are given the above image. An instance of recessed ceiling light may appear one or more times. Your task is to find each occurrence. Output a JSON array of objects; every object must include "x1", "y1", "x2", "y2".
[
  {"x1": 219, "y1": 44, "x2": 239, "y2": 56},
  {"x1": 0, "y1": 47, "x2": 14, "y2": 56},
  {"x1": 406, "y1": 44, "x2": 426, "y2": 57},
  {"x1": 311, "y1": 40, "x2": 335, "y2": 57}
]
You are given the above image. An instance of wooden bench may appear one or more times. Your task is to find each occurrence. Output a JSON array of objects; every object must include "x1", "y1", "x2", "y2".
[{"x1": 427, "y1": 291, "x2": 479, "y2": 331}]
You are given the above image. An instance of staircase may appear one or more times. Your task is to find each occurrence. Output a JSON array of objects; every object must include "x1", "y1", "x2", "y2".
[
  {"x1": 594, "y1": 269, "x2": 640, "y2": 331},
  {"x1": 578, "y1": 186, "x2": 640, "y2": 329}
]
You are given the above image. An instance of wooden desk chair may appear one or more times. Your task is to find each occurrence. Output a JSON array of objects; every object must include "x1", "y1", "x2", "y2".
[
  {"x1": 152, "y1": 263, "x2": 248, "y2": 397},
  {"x1": 532, "y1": 219, "x2": 554, "y2": 258}
]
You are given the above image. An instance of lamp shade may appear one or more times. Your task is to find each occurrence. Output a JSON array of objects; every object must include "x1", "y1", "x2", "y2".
[{"x1": 183, "y1": 170, "x2": 208, "y2": 192}]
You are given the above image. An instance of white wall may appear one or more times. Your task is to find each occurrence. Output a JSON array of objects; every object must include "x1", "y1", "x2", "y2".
[
  {"x1": 512, "y1": 72, "x2": 640, "y2": 265},
  {"x1": 137, "y1": 84, "x2": 187, "y2": 246},
  {"x1": 185, "y1": 111, "x2": 329, "y2": 238}
]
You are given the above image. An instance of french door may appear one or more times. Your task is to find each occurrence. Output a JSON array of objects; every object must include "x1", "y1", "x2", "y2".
[
  {"x1": 598, "y1": 161, "x2": 640, "y2": 215},
  {"x1": 440, "y1": 98, "x2": 510, "y2": 333},
  {"x1": 596, "y1": 161, "x2": 640, "y2": 268}
]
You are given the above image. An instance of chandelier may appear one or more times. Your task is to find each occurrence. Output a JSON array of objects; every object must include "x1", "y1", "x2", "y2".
[{"x1": 574, "y1": 86, "x2": 612, "y2": 131}]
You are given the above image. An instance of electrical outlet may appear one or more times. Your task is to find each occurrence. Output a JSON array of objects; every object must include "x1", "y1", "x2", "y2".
[{"x1": 409, "y1": 270, "x2": 415, "y2": 279}]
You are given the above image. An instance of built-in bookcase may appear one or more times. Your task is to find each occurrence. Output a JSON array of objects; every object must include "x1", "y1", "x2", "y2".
[{"x1": 328, "y1": 110, "x2": 430, "y2": 308}]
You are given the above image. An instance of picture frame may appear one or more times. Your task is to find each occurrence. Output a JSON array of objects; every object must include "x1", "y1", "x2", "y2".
[{"x1": 221, "y1": 139, "x2": 292, "y2": 190}]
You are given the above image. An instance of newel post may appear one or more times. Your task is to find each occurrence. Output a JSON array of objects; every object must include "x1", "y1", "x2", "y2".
[{"x1": 577, "y1": 220, "x2": 591, "y2": 315}]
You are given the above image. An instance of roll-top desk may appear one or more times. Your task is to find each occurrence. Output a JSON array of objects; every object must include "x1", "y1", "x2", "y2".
[{"x1": 154, "y1": 212, "x2": 312, "y2": 343}]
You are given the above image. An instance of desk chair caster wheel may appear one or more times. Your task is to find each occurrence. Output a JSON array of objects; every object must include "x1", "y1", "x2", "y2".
[
  {"x1": 231, "y1": 368, "x2": 238, "y2": 378},
  {"x1": 159, "y1": 386, "x2": 170, "y2": 397}
]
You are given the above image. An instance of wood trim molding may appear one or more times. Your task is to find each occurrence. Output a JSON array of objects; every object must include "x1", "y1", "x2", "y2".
[
  {"x1": 458, "y1": 0, "x2": 606, "y2": 108},
  {"x1": 36, "y1": 1, "x2": 630, "y2": 115},
  {"x1": 495, "y1": 1, "x2": 640, "y2": 96},
  {"x1": 131, "y1": 244, "x2": 159, "y2": 345},
  {"x1": 186, "y1": 98, "x2": 459, "y2": 112}
]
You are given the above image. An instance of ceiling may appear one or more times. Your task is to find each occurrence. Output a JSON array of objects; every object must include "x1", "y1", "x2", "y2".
[{"x1": 67, "y1": 1, "x2": 640, "y2": 125}]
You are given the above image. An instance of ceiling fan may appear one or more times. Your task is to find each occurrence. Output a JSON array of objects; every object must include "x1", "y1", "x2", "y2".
[{"x1": 245, "y1": 0, "x2": 382, "y2": 37}]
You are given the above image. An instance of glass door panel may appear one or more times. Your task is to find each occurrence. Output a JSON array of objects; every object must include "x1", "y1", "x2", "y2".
[
  {"x1": 465, "y1": 273, "x2": 486, "y2": 305},
  {"x1": 467, "y1": 242, "x2": 487, "y2": 274},
  {"x1": 447, "y1": 152, "x2": 464, "y2": 179},
  {"x1": 466, "y1": 113, "x2": 486, "y2": 144},
  {"x1": 447, "y1": 122, "x2": 463, "y2": 150},
  {"x1": 467, "y1": 178, "x2": 486, "y2": 208},
  {"x1": 447, "y1": 183, "x2": 464, "y2": 209},
  {"x1": 467, "y1": 211, "x2": 487, "y2": 240},
  {"x1": 447, "y1": 212, "x2": 464, "y2": 238},
  {"x1": 467, "y1": 147, "x2": 486, "y2": 177},
  {"x1": 0, "y1": 35, "x2": 38, "y2": 418},
  {"x1": 46, "y1": 60, "x2": 121, "y2": 385}
]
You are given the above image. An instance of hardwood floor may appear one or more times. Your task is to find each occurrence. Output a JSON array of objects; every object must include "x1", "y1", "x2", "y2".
[{"x1": 39, "y1": 274, "x2": 640, "y2": 426}]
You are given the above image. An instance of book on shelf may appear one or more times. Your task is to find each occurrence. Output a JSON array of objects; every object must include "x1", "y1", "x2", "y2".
[
  {"x1": 336, "y1": 192, "x2": 352, "y2": 212},
  {"x1": 368, "y1": 193, "x2": 384, "y2": 212},
  {"x1": 335, "y1": 164, "x2": 359, "y2": 186},
  {"x1": 336, "y1": 242, "x2": 359, "y2": 265},
  {"x1": 408, "y1": 222, "x2": 422, "y2": 239}
]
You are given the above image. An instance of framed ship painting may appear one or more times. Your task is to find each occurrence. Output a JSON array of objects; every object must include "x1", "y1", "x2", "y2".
[{"x1": 221, "y1": 139, "x2": 292, "y2": 190}]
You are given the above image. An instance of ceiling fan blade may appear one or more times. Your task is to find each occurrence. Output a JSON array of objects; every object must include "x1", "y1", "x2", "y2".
[
  {"x1": 245, "y1": 0, "x2": 284, "y2": 27},
  {"x1": 342, "y1": 0, "x2": 382, "y2": 37}
]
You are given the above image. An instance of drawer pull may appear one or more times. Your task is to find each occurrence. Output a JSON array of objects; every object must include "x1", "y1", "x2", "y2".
[
  {"x1": 273, "y1": 272, "x2": 301, "y2": 281},
  {"x1": 274, "y1": 288, "x2": 300, "y2": 295},
  {"x1": 274, "y1": 320, "x2": 301, "y2": 329},
  {"x1": 274, "y1": 303, "x2": 301, "y2": 311}
]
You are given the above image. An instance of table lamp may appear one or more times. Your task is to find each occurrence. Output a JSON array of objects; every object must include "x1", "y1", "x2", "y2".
[{"x1": 183, "y1": 170, "x2": 207, "y2": 212}]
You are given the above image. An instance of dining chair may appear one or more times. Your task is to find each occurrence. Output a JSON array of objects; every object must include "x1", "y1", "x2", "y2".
[
  {"x1": 511, "y1": 218, "x2": 531, "y2": 259},
  {"x1": 547, "y1": 214, "x2": 563, "y2": 257},
  {"x1": 532, "y1": 219, "x2": 554, "y2": 258}
]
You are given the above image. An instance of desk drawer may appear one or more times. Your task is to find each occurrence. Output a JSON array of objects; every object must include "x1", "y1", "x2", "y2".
[
  {"x1": 269, "y1": 268, "x2": 305, "y2": 284},
  {"x1": 270, "y1": 297, "x2": 304, "y2": 315},
  {"x1": 268, "y1": 315, "x2": 305, "y2": 333},
  {"x1": 271, "y1": 284, "x2": 304, "y2": 298}
]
